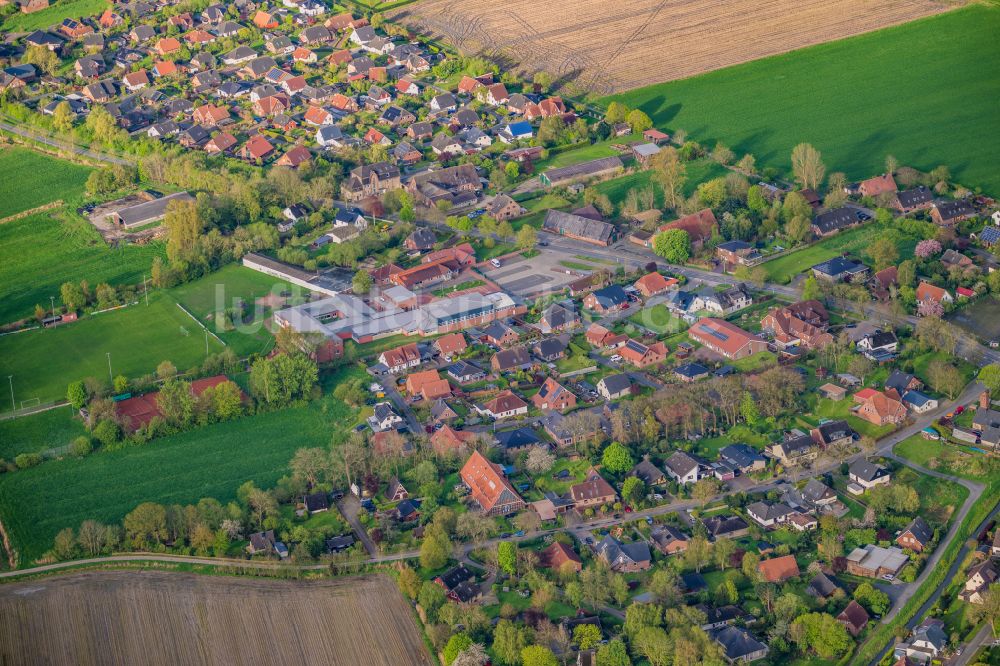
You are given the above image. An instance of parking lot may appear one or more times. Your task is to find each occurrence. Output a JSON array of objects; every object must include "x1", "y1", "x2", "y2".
[{"x1": 482, "y1": 249, "x2": 590, "y2": 298}]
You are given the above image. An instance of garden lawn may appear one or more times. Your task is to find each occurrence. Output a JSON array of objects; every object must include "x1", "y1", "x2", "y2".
[
  {"x1": 0, "y1": 405, "x2": 86, "y2": 459},
  {"x1": 602, "y1": 4, "x2": 1000, "y2": 195},
  {"x1": 0, "y1": 149, "x2": 92, "y2": 217},
  {"x1": 592, "y1": 158, "x2": 729, "y2": 208},
  {"x1": 802, "y1": 396, "x2": 894, "y2": 440},
  {"x1": 0, "y1": 368, "x2": 361, "y2": 565},
  {"x1": 761, "y1": 221, "x2": 919, "y2": 284},
  {"x1": 169, "y1": 264, "x2": 310, "y2": 356},
  {"x1": 0, "y1": 210, "x2": 163, "y2": 324},
  {"x1": 629, "y1": 304, "x2": 687, "y2": 335},
  {"x1": 1, "y1": 0, "x2": 110, "y2": 32},
  {"x1": 0, "y1": 293, "x2": 225, "y2": 405},
  {"x1": 534, "y1": 133, "x2": 641, "y2": 171}
]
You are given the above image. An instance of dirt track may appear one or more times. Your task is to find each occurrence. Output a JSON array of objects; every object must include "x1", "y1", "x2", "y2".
[
  {"x1": 392, "y1": 0, "x2": 956, "y2": 94},
  {"x1": 0, "y1": 571, "x2": 432, "y2": 665}
]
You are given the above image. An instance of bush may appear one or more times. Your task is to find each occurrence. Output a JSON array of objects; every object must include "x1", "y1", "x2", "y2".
[
  {"x1": 70, "y1": 436, "x2": 93, "y2": 458},
  {"x1": 92, "y1": 419, "x2": 121, "y2": 447},
  {"x1": 14, "y1": 453, "x2": 42, "y2": 469}
]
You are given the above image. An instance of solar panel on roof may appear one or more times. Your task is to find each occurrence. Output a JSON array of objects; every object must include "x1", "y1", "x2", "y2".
[
  {"x1": 980, "y1": 226, "x2": 1000, "y2": 244},
  {"x1": 699, "y1": 323, "x2": 729, "y2": 342},
  {"x1": 625, "y1": 340, "x2": 646, "y2": 353}
]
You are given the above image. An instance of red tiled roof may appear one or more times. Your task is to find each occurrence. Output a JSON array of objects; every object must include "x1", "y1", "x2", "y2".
[
  {"x1": 115, "y1": 375, "x2": 242, "y2": 432},
  {"x1": 460, "y1": 450, "x2": 523, "y2": 513},
  {"x1": 435, "y1": 332, "x2": 467, "y2": 356},
  {"x1": 658, "y1": 208, "x2": 718, "y2": 242},
  {"x1": 758, "y1": 555, "x2": 800, "y2": 582}
]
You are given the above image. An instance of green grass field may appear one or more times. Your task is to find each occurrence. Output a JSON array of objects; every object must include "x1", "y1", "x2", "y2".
[
  {"x1": 0, "y1": 406, "x2": 86, "y2": 460},
  {"x1": 1, "y1": 0, "x2": 110, "y2": 32},
  {"x1": 0, "y1": 368, "x2": 362, "y2": 564},
  {"x1": 592, "y1": 158, "x2": 730, "y2": 209},
  {"x1": 170, "y1": 264, "x2": 310, "y2": 357},
  {"x1": 761, "y1": 222, "x2": 920, "y2": 284},
  {"x1": 602, "y1": 4, "x2": 1000, "y2": 195},
  {"x1": 534, "y1": 133, "x2": 640, "y2": 171},
  {"x1": 0, "y1": 211, "x2": 164, "y2": 323},
  {"x1": 0, "y1": 148, "x2": 92, "y2": 217},
  {"x1": 0, "y1": 293, "x2": 225, "y2": 405}
]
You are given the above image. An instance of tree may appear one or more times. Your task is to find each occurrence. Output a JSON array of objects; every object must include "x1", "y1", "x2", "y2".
[
  {"x1": 926, "y1": 359, "x2": 964, "y2": 399},
  {"x1": 979, "y1": 364, "x2": 1000, "y2": 394},
  {"x1": 521, "y1": 645, "x2": 559, "y2": 666},
  {"x1": 516, "y1": 224, "x2": 537, "y2": 250},
  {"x1": 443, "y1": 633, "x2": 473, "y2": 665},
  {"x1": 791, "y1": 613, "x2": 852, "y2": 658},
  {"x1": 124, "y1": 502, "x2": 168, "y2": 548},
  {"x1": 212, "y1": 381, "x2": 243, "y2": 420},
  {"x1": 885, "y1": 155, "x2": 899, "y2": 174},
  {"x1": 684, "y1": 535, "x2": 711, "y2": 573},
  {"x1": 52, "y1": 100, "x2": 75, "y2": 133},
  {"x1": 164, "y1": 199, "x2": 204, "y2": 265},
  {"x1": 492, "y1": 620, "x2": 527, "y2": 666},
  {"x1": 854, "y1": 581, "x2": 890, "y2": 615},
  {"x1": 691, "y1": 478, "x2": 721, "y2": 505},
  {"x1": 67, "y1": 380, "x2": 87, "y2": 409},
  {"x1": 867, "y1": 237, "x2": 899, "y2": 271},
  {"x1": 53, "y1": 527, "x2": 77, "y2": 560},
  {"x1": 622, "y1": 476, "x2": 645, "y2": 505},
  {"x1": 696, "y1": 178, "x2": 727, "y2": 209},
  {"x1": 418, "y1": 580, "x2": 447, "y2": 620},
  {"x1": 92, "y1": 419, "x2": 121, "y2": 447},
  {"x1": 60, "y1": 281, "x2": 86, "y2": 311},
  {"x1": 601, "y1": 442, "x2": 633, "y2": 474},
  {"x1": 625, "y1": 109, "x2": 652, "y2": 133},
  {"x1": 525, "y1": 446, "x2": 556, "y2": 474},
  {"x1": 712, "y1": 142, "x2": 735, "y2": 165},
  {"x1": 420, "y1": 524, "x2": 451, "y2": 569},
  {"x1": 352, "y1": 269, "x2": 373, "y2": 294},
  {"x1": 714, "y1": 537, "x2": 736, "y2": 570},
  {"x1": 784, "y1": 215, "x2": 812, "y2": 244},
  {"x1": 574, "y1": 623, "x2": 602, "y2": 650},
  {"x1": 498, "y1": 540, "x2": 517, "y2": 575},
  {"x1": 801, "y1": 275, "x2": 821, "y2": 302},
  {"x1": 605, "y1": 101, "x2": 629, "y2": 125},
  {"x1": 156, "y1": 360, "x2": 177, "y2": 380},
  {"x1": 290, "y1": 447, "x2": 328, "y2": 487},
  {"x1": 157, "y1": 378, "x2": 195, "y2": 427},
  {"x1": 70, "y1": 436, "x2": 93, "y2": 457},
  {"x1": 652, "y1": 229, "x2": 691, "y2": 263},
  {"x1": 968, "y1": 584, "x2": 1000, "y2": 636},
  {"x1": 740, "y1": 391, "x2": 760, "y2": 425},
  {"x1": 633, "y1": 626, "x2": 671, "y2": 666},
  {"x1": 397, "y1": 563, "x2": 421, "y2": 599},
  {"x1": 915, "y1": 239, "x2": 942, "y2": 259},
  {"x1": 77, "y1": 520, "x2": 108, "y2": 556},
  {"x1": 897, "y1": 259, "x2": 917, "y2": 288},
  {"x1": 791, "y1": 143, "x2": 826, "y2": 190},
  {"x1": 595, "y1": 638, "x2": 632, "y2": 666},
  {"x1": 649, "y1": 147, "x2": 686, "y2": 210}
]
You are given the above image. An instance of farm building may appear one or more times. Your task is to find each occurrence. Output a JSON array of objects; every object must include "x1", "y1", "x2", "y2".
[
  {"x1": 542, "y1": 209, "x2": 616, "y2": 246},
  {"x1": 539, "y1": 156, "x2": 624, "y2": 187},
  {"x1": 107, "y1": 192, "x2": 194, "y2": 228}
]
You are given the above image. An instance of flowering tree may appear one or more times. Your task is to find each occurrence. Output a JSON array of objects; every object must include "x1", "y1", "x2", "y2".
[
  {"x1": 918, "y1": 299, "x2": 944, "y2": 318},
  {"x1": 914, "y1": 239, "x2": 942, "y2": 259}
]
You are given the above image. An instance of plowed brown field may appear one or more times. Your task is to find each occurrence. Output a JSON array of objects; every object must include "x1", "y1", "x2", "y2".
[
  {"x1": 392, "y1": 0, "x2": 957, "y2": 94},
  {"x1": 0, "y1": 571, "x2": 432, "y2": 666}
]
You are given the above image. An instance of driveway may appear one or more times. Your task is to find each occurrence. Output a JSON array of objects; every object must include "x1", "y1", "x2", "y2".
[{"x1": 335, "y1": 495, "x2": 377, "y2": 558}]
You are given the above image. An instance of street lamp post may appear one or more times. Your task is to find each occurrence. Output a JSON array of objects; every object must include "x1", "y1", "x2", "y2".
[
  {"x1": 106, "y1": 353, "x2": 113, "y2": 385},
  {"x1": 49, "y1": 296, "x2": 55, "y2": 317},
  {"x1": 7, "y1": 376, "x2": 13, "y2": 413}
]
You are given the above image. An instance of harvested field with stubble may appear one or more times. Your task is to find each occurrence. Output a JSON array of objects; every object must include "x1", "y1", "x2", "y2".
[
  {"x1": 392, "y1": 0, "x2": 957, "y2": 93},
  {"x1": 0, "y1": 571, "x2": 432, "y2": 666}
]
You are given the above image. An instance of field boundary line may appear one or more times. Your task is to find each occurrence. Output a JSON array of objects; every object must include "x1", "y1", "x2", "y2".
[
  {"x1": 0, "y1": 325, "x2": 40, "y2": 338},
  {"x1": 0, "y1": 200, "x2": 63, "y2": 225},
  {"x1": 175, "y1": 303, "x2": 226, "y2": 346}
]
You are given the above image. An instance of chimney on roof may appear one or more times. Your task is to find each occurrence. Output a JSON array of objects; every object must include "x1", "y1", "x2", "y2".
[{"x1": 981, "y1": 390, "x2": 991, "y2": 410}]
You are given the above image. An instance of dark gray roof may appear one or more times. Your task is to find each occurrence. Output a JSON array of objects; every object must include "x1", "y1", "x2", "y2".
[
  {"x1": 849, "y1": 459, "x2": 889, "y2": 483},
  {"x1": 495, "y1": 427, "x2": 540, "y2": 449},
  {"x1": 543, "y1": 209, "x2": 615, "y2": 244},
  {"x1": 720, "y1": 444, "x2": 765, "y2": 469},
  {"x1": 901, "y1": 516, "x2": 933, "y2": 545},
  {"x1": 111, "y1": 192, "x2": 194, "y2": 227},
  {"x1": 812, "y1": 206, "x2": 857, "y2": 234},
  {"x1": 896, "y1": 186, "x2": 932, "y2": 208},
  {"x1": 711, "y1": 626, "x2": 768, "y2": 661},
  {"x1": 599, "y1": 373, "x2": 632, "y2": 395}
]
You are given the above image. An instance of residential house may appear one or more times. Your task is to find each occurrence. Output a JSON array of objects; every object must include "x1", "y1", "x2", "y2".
[
  {"x1": 765, "y1": 434, "x2": 819, "y2": 466},
  {"x1": 746, "y1": 501, "x2": 795, "y2": 528},
  {"x1": 434, "y1": 332, "x2": 467, "y2": 358},
  {"x1": 533, "y1": 377, "x2": 576, "y2": 411},
  {"x1": 674, "y1": 362, "x2": 710, "y2": 383},
  {"x1": 688, "y1": 318, "x2": 768, "y2": 360},
  {"x1": 570, "y1": 469, "x2": 617, "y2": 510},
  {"x1": 405, "y1": 370, "x2": 451, "y2": 402},
  {"x1": 857, "y1": 331, "x2": 899, "y2": 361},
  {"x1": 239, "y1": 135, "x2": 275, "y2": 162},
  {"x1": 719, "y1": 444, "x2": 767, "y2": 475},
  {"x1": 477, "y1": 390, "x2": 529, "y2": 419},
  {"x1": 664, "y1": 451, "x2": 701, "y2": 485},
  {"x1": 487, "y1": 194, "x2": 525, "y2": 221},
  {"x1": 651, "y1": 525, "x2": 689, "y2": 555},
  {"x1": 848, "y1": 459, "x2": 891, "y2": 490},
  {"x1": 538, "y1": 302, "x2": 580, "y2": 334},
  {"x1": 854, "y1": 388, "x2": 907, "y2": 426},
  {"x1": 460, "y1": 450, "x2": 525, "y2": 515},
  {"x1": 540, "y1": 541, "x2": 582, "y2": 573},
  {"x1": 594, "y1": 535, "x2": 651, "y2": 572},
  {"x1": 542, "y1": 209, "x2": 615, "y2": 246},
  {"x1": 619, "y1": 339, "x2": 668, "y2": 368},
  {"x1": 710, "y1": 626, "x2": 769, "y2": 664},
  {"x1": 716, "y1": 240, "x2": 762, "y2": 267},
  {"x1": 837, "y1": 600, "x2": 870, "y2": 637},
  {"x1": 303, "y1": 492, "x2": 329, "y2": 514},
  {"x1": 247, "y1": 530, "x2": 288, "y2": 558},
  {"x1": 761, "y1": 301, "x2": 833, "y2": 350},
  {"x1": 630, "y1": 458, "x2": 667, "y2": 486},
  {"x1": 446, "y1": 360, "x2": 485, "y2": 384},
  {"x1": 597, "y1": 374, "x2": 633, "y2": 400},
  {"x1": 812, "y1": 257, "x2": 870, "y2": 283},
  {"x1": 703, "y1": 515, "x2": 750, "y2": 540},
  {"x1": 758, "y1": 554, "x2": 800, "y2": 583},
  {"x1": 491, "y1": 347, "x2": 533, "y2": 374},
  {"x1": 892, "y1": 186, "x2": 933, "y2": 213},
  {"x1": 378, "y1": 342, "x2": 421, "y2": 374},
  {"x1": 341, "y1": 162, "x2": 401, "y2": 202},
  {"x1": 931, "y1": 199, "x2": 976, "y2": 226},
  {"x1": 960, "y1": 561, "x2": 999, "y2": 604},
  {"x1": 634, "y1": 272, "x2": 679, "y2": 298},
  {"x1": 915, "y1": 281, "x2": 953, "y2": 309},
  {"x1": 483, "y1": 321, "x2": 519, "y2": 347},
  {"x1": 658, "y1": 209, "x2": 719, "y2": 252},
  {"x1": 810, "y1": 420, "x2": 856, "y2": 449},
  {"x1": 897, "y1": 516, "x2": 933, "y2": 553},
  {"x1": 369, "y1": 402, "x2": 403, "y2": 432},
  {"x1": 494, "y1": 427, "x2": 541, "y2": 452},
  {"x1": 431, "y1": 424, "x2": 477, "y2": 455}
]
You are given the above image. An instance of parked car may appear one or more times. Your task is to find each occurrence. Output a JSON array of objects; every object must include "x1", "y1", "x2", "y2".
[{"x1": 490, "y1": 258, "x2": 502, "y2": 268}]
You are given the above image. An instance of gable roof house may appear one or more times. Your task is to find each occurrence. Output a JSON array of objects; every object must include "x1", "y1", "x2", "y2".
[
  {"x1": 491, "y1": 347, "x2": 533, "y2": 374},
  {"x1": 854, "y1": 388, "x2": 907, "y2": 427},
  {"x1": 533, "y1": 377, "x2": 576, "y2": 411},
  {"x1": 378, "y1": 342, "x2": 421, "y2": 374},
  {"x1": 710, "y1": 626, "x2": 769, "y2": 664},
  {"x1": 651, "y1": 525, "x2": 689, "y2": 555},
  {"x1": 848, "y1": 459, "x2": 891, "y2": 490},
  {"x1": 597, "y1": 373, "x2": 634, "y2": 401},
  {"x1": 892, "y1": 186, "x2": 934, "y2": 213},
  {"x1": 688, "y1": 318, "x2": 768, "y2": 360},
  {"x1": 664, "y1": 451, "x2": 702, "y2": 485},
  {"x1": 915, "y1": 281, "x2": 953, "y2": 308},
  {"x1": 897, "y1": 516, "x2": 933, "y2": 553},
  {"x1": 570, "y1": 469, "x2": 617, "y2": 509},
  {"x1": 761, "y1": 302, "x2": 834, "y2": 350},
  {"x1": 658, "y1": 209, "x2": 719, "y2": 251},
  {"x1": 765, "y1": 433, "x2": 819, "y2": 466},
  {"x1": 583, "y1": 285, "x2": 629, "y2": 314},
  {"x1": 931, "y1": 199, "x2": 976, "y2": 226},
  {"x1": 812, "y1": 207, "x2": 860, "y2": 237},
  {"x1": 538, "y1": 302, "x2": 580, "y2": 334},
  {"x1": 634, "y1": 272, "x2": 679, "y2": 298},
  {"x1": 812, "y1": 257, "x2": 870, "y2": 283},
  {"x1": 758, "y1": 554, "x2": 800, "y2": 583},
  {"x1": 542, "y1": 209, "x2": 616, "y2": 246},
  {"x1": 460, "y1": 450, "x2": 525, "y2": 515},
  {"x1": 540, "y1": 541, "x2": 582, "y2": 573},
  {"x1": 477, "y1": 390, "x2": 529, "y2": 419},
  {"x1": 595, "y1": 535, "x2": 651, "y2": 572},
  {"x1": 239, "y1": 135, "x2": 275, "y2": 162},
  {"x1": 837, "y1": 600, "x2": 870, "y2": 637},
  {"x1": 859, "y1": 173, "x2": 898, "y2": 198},
  {"x1": 619, "y1": 339, "x2": 668, "y2": 368},
  {"x1": 720, "y1": 444, "x2": 767, "y2": 474}
]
